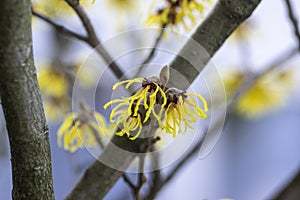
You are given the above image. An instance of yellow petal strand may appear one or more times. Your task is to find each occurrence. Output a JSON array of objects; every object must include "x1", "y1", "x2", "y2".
[
  {"x1": 103, "y1": 98, "x2": 126, "y2": 110},
  {"x1": 158, "y1": 86, "x2": 167, "y2": 107},
  {"x1": 125, "y1": 78, "x2": 145, "y2": 89},
  {"x1": 57, "y1": 113, "x2": 76, "y2": 147},
  {"x1": 129, "y1": 115, "x2": 143, "y2": 140},
  {"x1": 112, "y1": 80, "x2": 131, "y2": 90},
  {"x1": 189, "y1": 93, "x2": 208, "y2": 112},
  {"x1": 94, "y1": 112, "x2": 106, "y2": 127}
]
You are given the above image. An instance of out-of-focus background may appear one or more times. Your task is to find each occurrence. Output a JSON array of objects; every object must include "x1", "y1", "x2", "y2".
[{"x1": 1, "y1": 0, "x2": 300, "y2": 199}]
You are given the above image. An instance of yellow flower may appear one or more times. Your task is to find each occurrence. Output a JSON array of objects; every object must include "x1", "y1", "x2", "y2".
[
  {"x1": 105, "y1": 0, "x2": 136, "y2": 12},
  {"x1": 104, "y1": 77, "x2": 167, "y2": 140},
  {"x1": 32, "y1": 0, "x2": 93, "y2": 17},
  {"x1": 223, "y1": 68, "x2": 294, "y2": 118},
  {"x1": 145, "y1": 0, "x2": 212, "y2": 31},
  {"x1": 104, "y1": 98, "x2": 143, "y2": 140},
  {"x1": 230, "y1": 21, "x2": 255, "y2": 41},
  {"x1": 38, "y1": 66, "x2": 69, "y2": 98},
  {"x1": 44, "y1": 96, "x2": 70, "y2": 122},
  {"x1": 163, "y1": 88, "x2": 208, "y2": 137},
  {"x1": 57, "y1": 104, "x2": 109, "y2": 152}
]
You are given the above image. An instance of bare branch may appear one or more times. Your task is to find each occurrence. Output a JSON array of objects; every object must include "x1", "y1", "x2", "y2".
[
  {"x1": 135, "y1": 155, "x2": 147, "y2": 200},
  {"x1": 145, "y1": 146, "x2": 162, "y2": 200},
  {"x1": 123, "y1": 174, "x2": 136, "y2": 190},
  {"x1": 32, "y1": 9, "x2": 88, "y2": 42},
  {"x1": 32, "y1": 1, "x2": 126, "y2": 80},
  {"x1": 168, "y1": 0, "x2": 262, "y2": 89},
  {"x1": 64, "y1": 0, "x2": 99, "y2": 45},
  {"x1": 64, "y1": 0, "x2": 127, "y2": 80},
  {"x1": 142, "y1": 28, "x2": 166, "y2": 65},
  {"x1": 272, "y1": 166, "x2": 300, "y2": 199},
  {"x1": 283, "y1": 0, "x2": 300, "y2": 51}
]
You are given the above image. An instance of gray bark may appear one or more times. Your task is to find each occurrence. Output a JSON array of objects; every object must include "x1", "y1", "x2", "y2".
[
  {"x1": 0, "y1": 0, "x2": 54, "y2": 199},
  {"x1": 273, "y1": 168, "x2": 300, "y2": 200}
]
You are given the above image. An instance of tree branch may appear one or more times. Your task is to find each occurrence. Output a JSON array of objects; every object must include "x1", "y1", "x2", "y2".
[
  {"x1": 135, "y1": 155, "x2": 146, "y2": 200},
  {"x1": 272, "y1": 166, "x2": 300, "y2": 200},
  {"x1": 168, "y1": 0, "x2": 262, "y2": 89},
  {"x1": 32, "y1": 9, "x2": 88, "y2": 42},
  {"x1": 283, "y1": 0, "x2": 300, "y2": 51},
  {"x1": 66, "y1": 0, "x2": 262, "y2": 199},
  {"x1": 141, "y1": 28, "x2": 165, "y2": 65},
  {"x1": 32, "y1": 1, "x2": 126, "y2": 80},
  {"x1": 0, "y1": 0, "x2": 54, "y2": 198},
  {"x1": 64, "y1": 0, "x2": 127, "y2": 80},
  {"x1": 133, "y1": 27, "x2": 166, "y2": 78}
]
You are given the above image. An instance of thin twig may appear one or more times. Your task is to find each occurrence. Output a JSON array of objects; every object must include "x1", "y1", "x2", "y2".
[
  {"x1": 32, "y1": 1, "x2": 126, "y2": 80},
  {"x1": 122, "y1": 137, "x2": 160, "y2": 200},
  {"x1": 134, "y1": 27, "x2": 166, "y2": 78},
  {"x1": 135, "y1": 155, "x2": 146, "y2": 200},
  {"x1": 283, "y1": 0, "x2": 300, "y2": 51},
  {"x1": 144, "y1": 132, "x2": 206, "y2": 200},
  {"x1": 141, "y1": 27, "x2": 166, "y2": 65},
  {"x1": 32, "y1": 9, "x2": 88, "y2": 42},
  {"x1": 146, "y1": 146, "x2": 162, "y2": 199},
  {"x1": 64, "y1": 0, "x2": 126, "y2": 80},
  {"x1": 122, "y1": 174, "x2": 136, "y2": 190},
  {"x1": 64, "y1": 0, "x2": 99, "y2": 45}
]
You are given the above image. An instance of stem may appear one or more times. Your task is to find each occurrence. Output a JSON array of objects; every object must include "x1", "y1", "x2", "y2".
[
  {"x1": 134, "y1": 26, "x2": 166, "y2": 78},
  {"x1": 32, "y1": 9, "x2": 88, "y2": 42},
  {"x1": 132, "y1": 155, "x2": 145, "y2": 200},
  {"x1": 283, "y1": 0, "x2": 300, "y2": 51}
]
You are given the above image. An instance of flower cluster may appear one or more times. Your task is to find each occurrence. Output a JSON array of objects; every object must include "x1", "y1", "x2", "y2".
[
  {"x1": 145, "y1": 0, "x2": 212, "y2": 31},
  {"x1": 58, "y1": 103, "x2": 109, "y2": 152},
  {"x1": 222, "y1": 68, "x2": 294, "y2": 118},
  {"x1": 104, "y1": 66, "x2": 208, "y2": 140}
]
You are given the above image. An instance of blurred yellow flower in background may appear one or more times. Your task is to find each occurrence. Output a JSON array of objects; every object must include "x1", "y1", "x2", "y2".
[
  {"x1": 57, "y1": 103, "x2": 109, "y2": 152},
  {"x1": 222, "y1": 68, "x2": 294, "y2": 118},
  {"x1": 44, "y1": 96, "x2": 70, "y2": 123},
  {"x1": 38, "y1": 64, "x2": 72, "y2": 122},
  {"x1": 145, "y1": 0, "x2": 212, "y2": 31},
  {"x1": 32, "y1": 0, "x2": 93, "y2": 17},
  {"x1": 105, "y1": 0, "x2": 136, "y2": 12},
  {"x1": 37, "y1": 60, "x2": 98, "y2": 123},
  {"x1": 38, "y1": 66, "x2": 69, "y2": 98}
]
